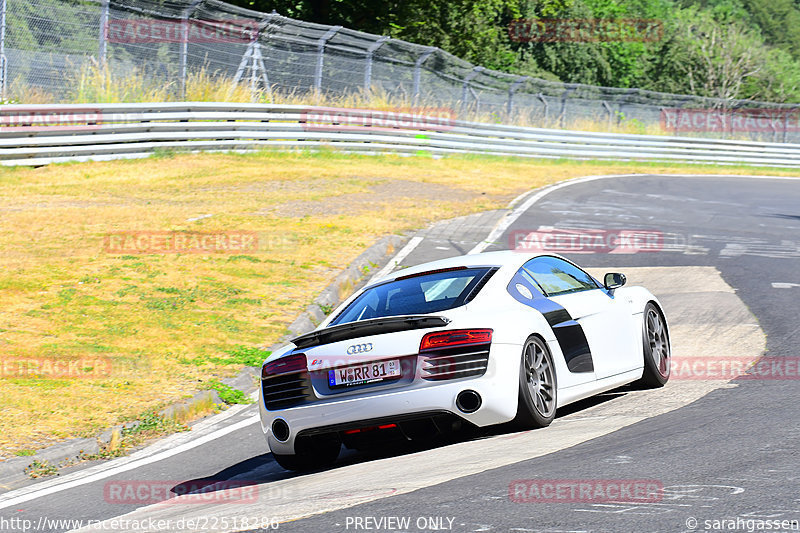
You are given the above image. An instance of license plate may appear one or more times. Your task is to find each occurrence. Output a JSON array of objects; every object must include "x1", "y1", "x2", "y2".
[{"x1": 328, "y1": 359, "x2": 401, "y2": 388}]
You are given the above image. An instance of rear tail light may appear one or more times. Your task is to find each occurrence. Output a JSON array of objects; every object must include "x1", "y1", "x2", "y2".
[
  {"x1": 261, "y1": 353, "x2": 307, "y2": 379},
  {"x1": 419, "y1": 329, "x2": 493, "y2": 351},
  {"x1": 261, "y1": 353, "x2": 311, "y2": 410}
]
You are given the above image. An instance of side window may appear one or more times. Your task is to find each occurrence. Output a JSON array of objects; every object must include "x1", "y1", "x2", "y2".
[
  {"x1": 507, "y1": 267, "x2": 544, "y2": 303},
  {"x1": 522, "y1": 256, "x2": 598, "y2": 297},
  {"x1": 518, "y1": 268, "x2": 542, "y2": 293}
]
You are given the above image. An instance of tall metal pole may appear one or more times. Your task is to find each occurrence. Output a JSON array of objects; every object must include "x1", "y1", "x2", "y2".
[
  {"x1": 537, "y1": 93, "x2": 549, "y2": 124},
  {"x1": 506, "y1": 75, "x2": 528, "y2": 116},
  {"x1": 460, "y1": 66, "x2": 483, "y2": 114},
  {"x1": 180, "y1": 0, "x2": 202, "y2": 99},
  {"x1": 363, "y1": 36, "x2": 388, "y2": 93},
  {"x1": 0, "y1": 0, "x2": 7, "y2": 101},
  {"x1": 602, "y1": 101, "x2": 613, "y2": 131},
  {"x1": 412, "y1": 48, "x2": 434, "y2": 104},
  {"x1": 98, "y1": 0, "x2": 109, "y2": 64},
  {"x1": 314, "y1": 26, "x2": 341, "y2": 92}
]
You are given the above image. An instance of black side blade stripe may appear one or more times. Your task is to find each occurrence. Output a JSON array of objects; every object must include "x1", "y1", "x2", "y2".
[{"x1": 508, "y1": 276, "x2": 594, "y2": 373}]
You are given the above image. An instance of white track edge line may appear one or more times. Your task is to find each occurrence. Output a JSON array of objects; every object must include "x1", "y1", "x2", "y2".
[
  {"x1": 0, "y1": 414, "x2": 258, "y2": 510},
  {"x1": 367, "y1": 236, "x2": 424, "y2": 284}
]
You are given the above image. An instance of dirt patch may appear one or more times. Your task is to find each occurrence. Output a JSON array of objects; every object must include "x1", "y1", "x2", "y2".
[{"x1": 256, "y1": 179, "x2": 483, "y2": 218}]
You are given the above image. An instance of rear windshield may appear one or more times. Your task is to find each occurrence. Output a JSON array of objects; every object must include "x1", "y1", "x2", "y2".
[{"x1": 329, "y1": 267, "x2": 494, "y2": 326}]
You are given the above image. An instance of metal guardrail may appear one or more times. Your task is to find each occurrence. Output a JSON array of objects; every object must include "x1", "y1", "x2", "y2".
[
  {"x1": 2, "y1": 102, "x2": 800, "y2": 168},
  {"x1": 6, "y1": 0, "x2": 800, "y2": 145}
]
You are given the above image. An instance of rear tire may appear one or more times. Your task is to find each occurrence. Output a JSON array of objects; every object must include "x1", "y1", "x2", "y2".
[
  {"x1": 513, "y1": 336, "x2": 557, "y2": 429},
  {"x1": 272, "y1": 435, "x2": 341, "y2": 472},
  {"x1": 635, "y1": 302, "x2": 670, "y2": 388}
]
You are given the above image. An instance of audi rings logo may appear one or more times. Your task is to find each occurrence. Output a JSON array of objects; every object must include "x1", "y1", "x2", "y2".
[{"x1": 347, "y1": 343, "x2": 373, "y2": 355}]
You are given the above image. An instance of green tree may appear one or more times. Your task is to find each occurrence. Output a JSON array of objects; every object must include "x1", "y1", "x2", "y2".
[
  {"x1": 8, "y1": 0, "x2": 100, "y2": 54},
  {"x1": 224, "y1": 0, "x2": 800, "y2": 101}
]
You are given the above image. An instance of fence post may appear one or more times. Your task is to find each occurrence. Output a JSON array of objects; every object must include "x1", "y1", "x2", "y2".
[
  {"x1": 98, "y1": 0, "x2": 109, "y2": 64},
  {"x1": 602, "y1": 101, "x2": 613, "y2": 131},
  {"x1": 783, "y1": 107, "x2": 797, "y2": 143},
  {"x1": 363, "y1": 35, "x2": 389, "y2": 94},
  {"x1": 559, "y1": 86, "x2": 576, "y2": 129},
  {"x1": 314, "y1": 26, "x2": 341, "y2": 92},
  {"x1": 412, "y1": 48, "x2": 435, "y2": 103},
  {"x1": 180, "y1": 0, "x2": 203, "y2": 99},
  {"x1": 770, "y1": 110, "x2": 778, "y2": 143},
  {"x1": 0, "y1": 0, "x2": 7, "y2": 101},
  {"x1": 507, "y1": 76, "x2": 528, "y2": 116},
  {"x1": 728, "y1": 106, "x2": 735, "y2": 140},
  {"x1": 783, "y1": 109, "x2": 789, "y2": 143},
  {"x1": 537, "y1": 93, "x2": 548, "y2": 125},
  {"x1": 461, "y1": 66, "x2": 484, "y2": 114}
]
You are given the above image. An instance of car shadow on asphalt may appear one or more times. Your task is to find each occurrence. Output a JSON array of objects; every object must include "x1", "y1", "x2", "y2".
[{"x1": 168, "y1": 388, "x2": 632, "y2": 499}]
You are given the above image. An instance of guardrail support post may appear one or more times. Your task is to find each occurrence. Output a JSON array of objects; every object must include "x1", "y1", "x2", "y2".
[
  {"x1": 315, "y1": 26, "x2": 341, "y2": 93},
  {"x1": 180, "y1": 0, "x2": 202, "y2": 99},
  {"x1": 0, "y1": 0, "x2": 7, "y2": 101},
  {"x1": 507, "y1": 76, "x2": 528, "y2": 116},
  {"x1": 461, "y1": 66, "x2": 484, "y2": 114},
  {"x1": 364, "y1": 36, "x2": 389, "y2": 94},
  {"x1": 412, "y1": 48, "x2": 435, "y2": 104},
  {"x1": 98, "y1": 0, "x2": 109, "y2": 64}
]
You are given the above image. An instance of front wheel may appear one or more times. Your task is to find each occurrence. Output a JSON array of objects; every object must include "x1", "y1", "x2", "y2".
[
  {"x1": 635, "y1": 302, "x2": 670, "y2": 388},
  {"x1": 513, "y1": 336, "x2": 557, "y2": 429}
]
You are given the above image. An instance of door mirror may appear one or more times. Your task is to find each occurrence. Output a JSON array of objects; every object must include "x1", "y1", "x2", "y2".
[{"x1": 603, "y1": 272, "x2": 626, "y2": 290}]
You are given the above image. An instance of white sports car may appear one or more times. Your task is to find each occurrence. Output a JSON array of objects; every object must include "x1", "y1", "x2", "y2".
[{"x1": 259, "y1": 251, "x2": 670, "y2": 470}]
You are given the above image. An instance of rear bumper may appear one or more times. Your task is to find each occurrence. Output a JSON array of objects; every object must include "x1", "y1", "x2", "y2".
[{"x1": 259, "y1": 342, "x2": 521, "y2": 455}]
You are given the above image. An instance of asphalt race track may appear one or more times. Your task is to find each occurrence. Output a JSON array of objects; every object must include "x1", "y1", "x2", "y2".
[{"x1": 1, "y1": 174, "x2": 798, "y2": 533}]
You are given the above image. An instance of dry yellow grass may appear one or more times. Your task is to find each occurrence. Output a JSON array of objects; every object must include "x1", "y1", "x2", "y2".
[{"x1": 0, "y1": 150, "x2": 796, "y2": 457}]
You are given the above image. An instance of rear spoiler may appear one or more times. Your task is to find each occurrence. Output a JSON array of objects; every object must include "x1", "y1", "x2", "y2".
[{"x1": 291, "y1": 315, "x2": 451, "y2": 350}]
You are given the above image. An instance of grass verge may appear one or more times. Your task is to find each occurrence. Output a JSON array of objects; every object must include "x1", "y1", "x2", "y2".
[{"x1": 0, "y1": 149, "x2": 796, "y2": 457}]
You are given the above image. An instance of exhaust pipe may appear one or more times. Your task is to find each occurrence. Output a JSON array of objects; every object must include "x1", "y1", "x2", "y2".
[
  {"x1": 272, "y1": 419, "x2": 290, "y2": 442},
  {"x1": 455, "y1": 390, "x2": 482, "y2": 414}
]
